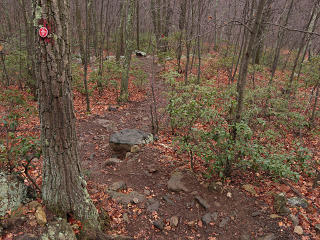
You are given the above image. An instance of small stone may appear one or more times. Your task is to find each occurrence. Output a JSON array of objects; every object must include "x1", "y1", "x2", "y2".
[
  {"x1": 167, "y1": 171, "x2": 189, "y2": 192},
  {"x1": 170, "y1": 216, "x2": 179, "y2": 227},
  {"x1": 195, "y1": 196, "x2": 210, "y2": 210},
  {"x1": 153, "y1": 220, "x2": 164, "y2": 230},
  {"x1": 147, "y1": 165, "x2": 158, "y2": 173},
  {"x1": 147, "y1": 200, "x2": 160, "y2": 212},
  {"x1": 213, "y1": 201, "x2": 221, "y2": 208},
  {"x1": 270, "y1": 214, "x2": 281, "y2": 219},
  {"x1": 242, "y1": 184, "x2": 257, "y2": 195},
  {"x1": 315, "y1": 224, "x2": 320, "y2": 232},
  {"x1": 201, "y1": 213, "x2": 212, "y2": 225},
  {"x1": 226, "y1": 192, "x2": 232, "y2": 198},
  {"x1": 130, "y1": 145, "x2": 140, "y2": 153},
  {"x1": 294, "y1": 225, "x2": 303, "y2": 235},
  {"x1": 191, "y1": 191, "x2": 198, "y2": 196},
  {"x1": 109, "y1": 181, "x2": 127, "y2": 191},
  {"x1": 186, "y1": 221, "x2": 195, "y2": 227},
  {"x1": 274, "y1": 193, "x2": 290, "y2": 216},
  {"x1": 144, "y1": 189, "x2": 150, "y2": 195},
  {"x1": 251, "y1": 211, "x2": 262, "y2": 217},
  {"x1": 132, "y1": 198, "x2": 140, "y2": 204},
  {"x1": 258, "y1": 233, "x2": 275, "y2": 240},
  {"x1": 126, "y1": 152, "x2": 132, "y2": 159},
  {"x1": 289, "y1": 214, "x2": 299, "y2": 226},
  {"x1": 104, "y1": 158, "x2": 121, "y2": 167},
  {"x1": 35, "y1": 206, "x2": 47, "y2": 226},
  {"x1": 162, "y1": 195, "x2": 174, "y2": 204},
  {"x1": 211, "y1": 212, "x2": 218, "y2": 221},
  {"x1": 219, "y1": 217, "x2": 229, "y2": 228}
]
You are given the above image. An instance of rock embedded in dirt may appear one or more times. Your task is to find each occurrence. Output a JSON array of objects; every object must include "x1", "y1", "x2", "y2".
[
  {"x1": 289, "y1": 214, "x2": 299, "y2": 226},
  {"x1": 315, "y1": 224, "x2": 320, "y2": 232},
  {"x1": 153, "y1": 220, "x2": 164, "y2": 231},
  {"x1": 169, "y1": 216, "x2": 179, "y2": 227},
  {"x1": 287, "y1": 197, "x2": 308, "y2": 209},
  {"x1": 167, "y1": 171, "x2": 189, "y2": 192},
  {"x1": 218, "y1": 217, "x2": 230, "y2": 228},
  {"x1": 107, "y1": 190, "x2": 145, "y2": 205},
  {"x1": 201, "y1": 213, "x2": 212, "y2": 225},
  {"x1": 147, "y1": 199, "x2": 160, "y2": 212},
  {"x1": 95, "y1": 119, "x2": 116, "y2": 132},
  {"x1": 130, "y1": 145, "x2": 140, "y2": 153},
  {"x1": 294, "y1": 225, "x2": 303, "y2": 235},
  {"x1": 109, "y1": 129, "x2": 153, "y2": 152},
  {"x1": 109, "y1": 181, "x2": 127, "y2": 192},
  {"x1": 162, "y1": 195, "x2": 174, "y2": 204},
  {"x1": 195, "y1": 195, "x2": 210, "y2": 210},
  {"x1": 274, "y1": 193, "x2": 291, "y2": 216},
  {"x1": 242, "y1": 184, "x2": 257, "y2": 195},
  {"x1": 257, "y1": 233, "x2": 276, "y2": 240},
  {"x1": 104, "y1": 158, "x2": 122, "y2": 167},
  {"x1": 0, "y1": 171, "x2": 27, "y2": 217}
]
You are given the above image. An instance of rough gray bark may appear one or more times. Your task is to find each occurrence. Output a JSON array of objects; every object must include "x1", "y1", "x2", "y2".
[{"x1": 34, "y1": 0, "x2": 99, "y2": 230}]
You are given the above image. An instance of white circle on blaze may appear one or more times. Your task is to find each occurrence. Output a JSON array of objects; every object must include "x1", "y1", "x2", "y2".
[{"x1": 39, "y1": 27, "x2": 48, "y2": 38}]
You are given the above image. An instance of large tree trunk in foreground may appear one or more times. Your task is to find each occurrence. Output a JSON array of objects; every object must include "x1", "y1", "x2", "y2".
[{"x1": 34, "y1": 0, "x2": 99, "y2": 230}]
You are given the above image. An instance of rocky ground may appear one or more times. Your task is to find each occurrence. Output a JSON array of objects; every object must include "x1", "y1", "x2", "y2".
[{"x1": 0, "y1": 56, "x2": 314, "y2": 239}]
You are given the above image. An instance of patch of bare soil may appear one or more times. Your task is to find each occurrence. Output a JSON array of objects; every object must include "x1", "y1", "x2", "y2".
[{"x1": 78, "y1": 57, "x2": 297, "y2": 240}]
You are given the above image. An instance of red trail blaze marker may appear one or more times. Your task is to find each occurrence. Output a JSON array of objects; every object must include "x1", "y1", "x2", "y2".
[{"x1": 39, "y1": 27, "x2": 48, "y2": 38}]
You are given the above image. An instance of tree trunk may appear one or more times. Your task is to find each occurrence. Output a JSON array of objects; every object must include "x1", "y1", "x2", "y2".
[
  {"x1": 116, "y1": 1, "x2": 125, "y2": 62},
  {"x1": 34, "y1": 0, "x2": 99, "y2": 230},
  {"x1": 84, "y1": 0, "x2": 91, "y2": 112},
  {"x1": 120, "y1": 0, "x2": 135, "y2": 102},
  {"x1": 75, "y1": 0, "x2": 86, "y2": 65},
  {"x1": 136, "y1": 0, "x2": 140, "y2": 50}
]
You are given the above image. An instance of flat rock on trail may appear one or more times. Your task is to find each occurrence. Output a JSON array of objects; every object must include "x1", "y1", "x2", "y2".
[{"x1": 77, "y1": 57, "x2": 296, "y2": 240}]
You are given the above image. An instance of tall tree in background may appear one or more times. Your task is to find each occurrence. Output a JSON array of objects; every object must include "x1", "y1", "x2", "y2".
[
  {"x1": 33, "y1": 0, "x2": 99, "y2": 230},
  {"x1": 120, "y1": 0, "x2": 135, "y2": 102}
]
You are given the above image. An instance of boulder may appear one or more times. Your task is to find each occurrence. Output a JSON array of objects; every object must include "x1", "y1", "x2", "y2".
[
  {"x1": 0, "y1": 171, "x2": 27, "y2": 216},
  {"x1": 274, "y1": 193, "x2": 291, "y2": 216},
  {"x1": 109, "y1": 129, "x2": 153, "y2": 152}
]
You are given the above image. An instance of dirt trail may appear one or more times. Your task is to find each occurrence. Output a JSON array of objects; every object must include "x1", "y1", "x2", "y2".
[{"x1": 78, "y1": 57, "x2": 296, "y2": 240}]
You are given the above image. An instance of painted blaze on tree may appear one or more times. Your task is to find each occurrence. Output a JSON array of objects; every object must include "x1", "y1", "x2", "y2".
[{"x1": 34, "y1": 0, "x2": 100, "y2": 230}]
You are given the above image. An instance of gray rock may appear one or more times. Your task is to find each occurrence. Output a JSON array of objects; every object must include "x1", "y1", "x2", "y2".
[
  {"x1": 274, "y1": 193, "x2": 290, "y2": 216},
  {"x1": 195, "y1": 196, "x2": 210, "y2": 210},
  {"x1": 167, "y1": 171, "x2": 189, "y2": 192},
  {"x1": 257, "y1": 233, "x2": 275, "y2": 240},
  {"x1": 0, "y1": 171, "x2": 27, "y2": 216},
  {"x1": 95, "y1": 119, "x2": 116, "y2": 132},
  {"x1": 153, "y1": 220, "x2": 164, "y2": 230},
  {"x1": 211, "y1": 212, "x2": 218, "y2": 221},
  {"x1": 107, "y1": 190, "x2": 145, "y2": 205},
  {"x1": 104, "y1": 158, "x2": 122, "y2": 167},
  {"x1": 202, "y1": 213, "x2": 212, "y2": 225},
  {"x1": 109, "y1": 181, "x2": 127, "y2": 191},
  {"x1": 41, "y1": 218, "x2": 76, "y2": 240},
  {"x1": 288, "y1": 197, "x2": 308, "y2": 209},
  {"x1": 162, "y1": 195, "x2": 174, "y2": 204},
  {"x1": 315, "y1": 224, "x2": 320, "y2": 232},
  {"x1": 169, "y1": 216, "x2": 179, "y2": 227},
  {"x1": 218, "y1": 217, "x2": 229, "y2": 228},
  {"x1": 289, "y1": 214, "x2": 299, "y2": 226},
  {"x1": 144, "y1": 190, "x2": 151, "y2": 195},
  {"x1": 147, "y1": 199, "x2": 160, "y2": 212},
  {"x1": 109, "y1": 129, "x2": 153, "y2": 152}
]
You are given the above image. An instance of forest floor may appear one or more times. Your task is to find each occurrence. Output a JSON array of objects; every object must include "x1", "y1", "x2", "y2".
[{"x1": 1, "y1": 56, "x2": 319, "y2": 240}]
